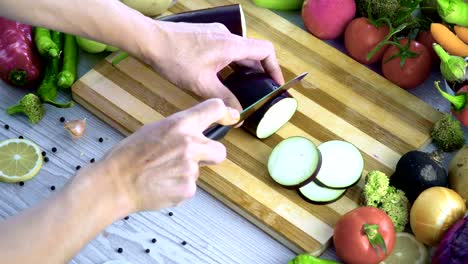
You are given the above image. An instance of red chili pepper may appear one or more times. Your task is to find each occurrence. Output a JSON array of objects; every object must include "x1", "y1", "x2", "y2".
[
  {"x1": 0, "y1": 17, "x2": 42, "y2": 88},
  {"x1": 435, "y1": 81, "x2": 468, "y2": 126}
]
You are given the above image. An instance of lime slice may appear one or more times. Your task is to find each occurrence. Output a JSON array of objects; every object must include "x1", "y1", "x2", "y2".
[
  {"x1": 0, "y1": 138, "x2": 43, "y2": 183},
  {"x1": 381, "y1": 232, "x2": 429, "y2": 264}
]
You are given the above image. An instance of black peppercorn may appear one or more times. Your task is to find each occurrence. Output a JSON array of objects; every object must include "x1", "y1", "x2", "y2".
[
  {"x1": 50, "y1": 185, "x2": 55, "y2": 191},
  {"x1": 151, "y1": 238, "x2": 157, "y2": 243},
  {"x1": 76, "y1": 165, "x2": 81, "y2": 170},
  {"x1": 145, "y1": 249, "x2": 150, "y2": 254},
  {"x1": 181, "y1": 241, "x2": 187, "y2": 246},
  {"x1": 4, "y1": 124, "x2": 9, "y2": 130},
  {"x1": 44, "y1": 157, "x2": 49, "y2": 162},
  {"x1": 117, "y1": 248, "x2": 123, "y2": 253},
  {"x1": 52, "y1": 147, "x2": 57, "y2": 153},
  {"x1": 98, "y1": 137, "x2": 103, "y2": 143},
  {"x1": 19, "y1": 181, "x2": 24, "y2": 186},
  {"x1": 168, "y1": 212, "x2": 173, "y2": 217},
  {"x1": 59, "y1": 117, "x2": 65, "y2": 123},
  {"x1": 41, "y1": 151, "x2": 46, "y2": 157},
  {"x1": 18, "y1": 136, "x2": 23, "y2": 139},
  {"x1": 90, "y1": 158, "x2": 95, "y2": 163},
  {"x1": 124, "y1": 216, "x2": 129, "y2": 220}
]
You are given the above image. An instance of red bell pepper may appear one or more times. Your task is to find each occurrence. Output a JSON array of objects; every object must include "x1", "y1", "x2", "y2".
[
  {"x1": 435, "y1": 81, "x2": 468, "y2": 126},
  {"x1": 0, "y1": 17, "x2": 42, "y2": 88}
]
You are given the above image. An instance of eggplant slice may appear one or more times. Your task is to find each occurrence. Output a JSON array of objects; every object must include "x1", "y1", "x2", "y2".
[
  {"x1": 298, "y1": 181, "x2": 347, "y2": 204},
  {"x1": 313, "y1": 140, "x2": 364, "y2": 189},
  {"x1": 268, "y1": 137, "x2": 321, "y2": 188},
  {"x1": 223, "y1": 67, "x2": 298, "y2": 139}
]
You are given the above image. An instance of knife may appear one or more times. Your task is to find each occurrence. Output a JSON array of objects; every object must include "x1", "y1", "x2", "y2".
[{"x1": 203, "y1": 72, "x2": 308, "y2": 140}]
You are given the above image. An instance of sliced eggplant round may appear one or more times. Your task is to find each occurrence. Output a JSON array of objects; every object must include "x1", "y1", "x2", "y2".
[
  {"x1": 313, "y1": 140, "x2": 364, "y2": 189},
  {"x1": 268, "y1": 137, "x2": 321, "y2": 188},
  {"x1": 298, "y1": 181, "x2": 347, "y2": 204},
  {"x1": 223, "y1": 67, "x2": 298, "y2": 139},
  {"x1": 158, "y1": 4, "x2": 246, "y2": 37}
]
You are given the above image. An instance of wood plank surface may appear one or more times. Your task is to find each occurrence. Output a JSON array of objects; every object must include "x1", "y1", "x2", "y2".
[{"x1": 72, "y1": 0, "x2": 443, "y2": 255}]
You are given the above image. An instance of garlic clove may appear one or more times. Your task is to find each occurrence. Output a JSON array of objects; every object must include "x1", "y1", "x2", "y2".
[{"x1": 64, "y1": 118, "x2": 87, "y2": 139}]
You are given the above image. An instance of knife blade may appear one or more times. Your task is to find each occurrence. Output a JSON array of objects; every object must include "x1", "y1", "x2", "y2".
[{"x1": 203, "y1": 72, "x2": 308, "y2": 140}]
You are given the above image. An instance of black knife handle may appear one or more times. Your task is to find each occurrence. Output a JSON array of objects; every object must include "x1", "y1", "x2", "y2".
[{"x1": 203, "y1": 124, "x2": 232, "y2": 140}]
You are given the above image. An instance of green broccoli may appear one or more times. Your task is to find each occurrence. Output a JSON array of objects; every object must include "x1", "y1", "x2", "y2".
[
  {"x1": 6, "y1": 93, "x2": 45, "y2": 124},
  {"x1": 362, "y1": 170, "x2": 410, "y2": 232},
  {"x1": 355, "y1": 0, "x2": 401, "y2": 20},
  {"x1": 431, "y1": 114, "x2": 465, "y2": 152}
]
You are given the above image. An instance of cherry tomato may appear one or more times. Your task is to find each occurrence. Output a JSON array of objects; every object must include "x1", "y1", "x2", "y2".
[
  {"x1": 382, "y1": 38, "x2": 432, "y2": 89},
  {"x1": 416, "y1": 30, "x2": 440, "y2": 66},
  {"x1": 333, "y1": 207, "x2": 396, "y2": 264},
  {"x1": 344, "y1": 17, "x2": 390, "y2": 64}
]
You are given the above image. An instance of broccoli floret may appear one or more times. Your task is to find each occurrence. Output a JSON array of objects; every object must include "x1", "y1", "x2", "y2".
[
  {"x1": 355, "y1": 0, "x2": 401, "y2": 20},
  {"x1": 363, "y1": 170, "x2": 389, "y2": 207},
  {"x1": 6, "y1": 93, "x2": 45, "y2": 124},
  {"x1": 362, "y1": 170, "x2": 410, "y2": 232},
  {"x1": 431, "y1": 114, "x2": 465, "y2": 152},
  {"x1": 380, "y1": 187, "x2": 410, "y2": 232}
]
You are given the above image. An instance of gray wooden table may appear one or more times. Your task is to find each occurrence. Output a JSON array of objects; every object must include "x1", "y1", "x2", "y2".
[{"x1": 0, "y1": 10, "x2": 465, "y2": 264}]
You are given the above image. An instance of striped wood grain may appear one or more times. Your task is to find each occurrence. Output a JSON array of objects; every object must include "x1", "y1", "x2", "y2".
[{"x1": 72, "y1": 0, "x2": 443, "y2": 255}]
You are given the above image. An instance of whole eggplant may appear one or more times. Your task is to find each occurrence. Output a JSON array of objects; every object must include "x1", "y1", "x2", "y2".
[{"x1": 0, "y1": 17, "x2": 42, "y2": 88}]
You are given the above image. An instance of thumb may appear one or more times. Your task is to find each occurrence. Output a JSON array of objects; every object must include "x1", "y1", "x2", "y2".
[
  {"x1": 204, "y1": 77, "x2": 243, "y2": 112},
  {"x1": 182, "y1": 98, "x2": 240, "y2": 131}
]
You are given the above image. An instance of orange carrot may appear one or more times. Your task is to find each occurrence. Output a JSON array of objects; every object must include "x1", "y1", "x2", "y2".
[
  {"x1": 454, "y1": 25, "x2": 468, "y2": 45},
  {"x1": 431, "y1": 23, "x2": 468, "y2": 57}
]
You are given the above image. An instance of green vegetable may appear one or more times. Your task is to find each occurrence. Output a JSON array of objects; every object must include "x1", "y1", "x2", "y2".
[
  {"x1": 37, "y1": 31, "x2": 73, "y2": 108},
  {"x1": 431, "y1": 113, "x2": 465, "y2": 152},
  {"x1": 362, "y1": 170, "x2": 410, "y2": 232},
  {"x1": 434, "y1": 44, "x2": 468, "y2": 83},
  {"x1": 355, "y1": 0, "x2": 401, "y2": 21},
  {"x1": 288, "y1": 254, "x2": 339, "y2": 264},
  {"x1": 437, "y1": 0, "x2": 468, "y2": 27},
  {"x1": 34, "y1": 27, "x2": 59, "y2": 58},
  {"x1": 6, "y1": 93, "x2": 45, "y2": 124},
  {"x1": 57, "y1": 34, "x2": 78, "y2": 89},
  {"x1": 76, "y1": 36, "x2": 107, "y2": 53}
]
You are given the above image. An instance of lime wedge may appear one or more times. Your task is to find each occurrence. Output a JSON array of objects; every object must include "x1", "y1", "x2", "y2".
[
  {"x1": 381, "y1": 232, "x2": 429, "y2": 264},
  {"x1": 0, "y1": 138, "x2": 43, "y2": 183}
]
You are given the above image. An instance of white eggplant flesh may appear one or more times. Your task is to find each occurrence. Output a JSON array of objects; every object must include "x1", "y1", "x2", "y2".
[
  {"x1": 268, "y1": 137, "x2": 321, "y2": 188},
  {"x1": 313, "y1": 140, "x2": 364, "y2": 189},
  {"x1": 256, "y1": 98, "x2": 298, "y2": 139},
  {"x1": 298, "y1": 181, "x2": 347, "y2": 204}
]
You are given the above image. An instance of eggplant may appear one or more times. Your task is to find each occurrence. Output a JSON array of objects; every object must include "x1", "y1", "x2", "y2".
[
  {"x1": 158, "y1": 4, "x2": 246, "y2": 37},
  {"x1": 390, "y1": 150, "x2": 448, "y2": 203},
  {"x1": 0, "y1": 17, "x2": 42, "y2": 88},
  {"x1": 223, "y1": 67, "x2": 298, "y2": 139},
  {"x1": 312, "y1": 140, "x2": 364, "y2": 190},
  {"x1": 268, "y1": 136, "x2": 321, "y2": 188}
]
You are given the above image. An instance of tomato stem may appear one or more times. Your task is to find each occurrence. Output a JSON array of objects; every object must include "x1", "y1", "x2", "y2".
[{"x1": 363, "y1": 224, "x2": 387, "y2": 256}]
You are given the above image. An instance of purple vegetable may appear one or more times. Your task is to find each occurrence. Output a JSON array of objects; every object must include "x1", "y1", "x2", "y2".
[
  {"x1": 0, "y1": 17, "x2": 42, "y2": 88},
  {"x1": 432, "y1": 215, "x2": 468, "y2": 264}
]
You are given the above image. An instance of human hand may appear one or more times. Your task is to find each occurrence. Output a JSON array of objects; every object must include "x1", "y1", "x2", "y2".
[
  {"x1": 93, "y1": 99, "x2": 239, "y2": 214},
  {"x1": 143, "y1": 21, "x2": 284, "y2": 112}
]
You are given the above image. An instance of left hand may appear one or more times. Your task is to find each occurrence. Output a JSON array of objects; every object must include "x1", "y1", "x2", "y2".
[{"x1": 141, "y1": 21, "x2": 284, "y2": 112}]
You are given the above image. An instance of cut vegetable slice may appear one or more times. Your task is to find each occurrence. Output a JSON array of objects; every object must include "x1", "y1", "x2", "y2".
[
  {"x1": 268, "y1": 137, "x2": 321, "y2": 188},
  {"x1": 223, "y1": 67, "x2": 298, "y2": 139},
  {"x1": 313, "y1": 140, "x2": 364, "y2": 189},
  {"x1": 0, "y1": 138, "x2": 43, "y2": 183},
  {"x1": 159, "y1": 4, "x2": 246, "y2": 37},
  {"x1": 380, "y1": 232, "x2": 429, "y2": 264},
  {"x1": 298, "y1": 181, "x2": 347, "y2": 204}
]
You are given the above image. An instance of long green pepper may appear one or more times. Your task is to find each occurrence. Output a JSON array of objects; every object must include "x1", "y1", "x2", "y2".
[
  {"x1": 37, "y1": 31, "x2": 73, "y2": 108},
  {"x1": 57, "y1": 34, "x2": 78, "y2": 89}
]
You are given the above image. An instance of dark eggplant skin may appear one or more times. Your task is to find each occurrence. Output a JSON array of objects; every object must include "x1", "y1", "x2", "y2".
[
  {"x1": 222, "y1": 67, "x2": 296, "y2": 138},
  {"x1": 0, "y1": 17, "x2": 42, "y2": 88},
  {"x1": 158, "y1": 4, "x2": 245, "y2": 37},
  {"x1": 298, "y1": 188, "x2": 347, "y2": 205},
  {"x1": 313, "y1": 173, "x2": 362, "y2": 190},
  {"x1": 390, "y1": 150, "x2": 448, "y2": 203}
]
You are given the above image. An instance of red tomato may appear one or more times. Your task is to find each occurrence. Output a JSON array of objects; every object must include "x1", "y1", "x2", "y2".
[
  {"x1": 382, "y1": 39, "x2": 432, "y2": 89},
  {"x1": 416, "y1": 30, "x2": 440, "y2": 66},
  {"x1": 344, "y1": 17, "x2": 390, "y2": 64},
  {"x1": 452, "y1": 85, "x2": 468, "y2": 126},
  {"x1": 333, "y1": 207, "x2": 395, "y2": 264}
]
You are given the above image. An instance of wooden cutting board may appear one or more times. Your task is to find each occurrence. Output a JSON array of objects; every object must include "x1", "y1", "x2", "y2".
[{"x1": 71, "y1": 0, "x2": 443, "y2": 255}]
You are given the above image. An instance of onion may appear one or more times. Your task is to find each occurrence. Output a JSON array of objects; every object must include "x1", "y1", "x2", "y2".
[{"x1": 410, "y1": 187, "x2": 466, "y2": 246}]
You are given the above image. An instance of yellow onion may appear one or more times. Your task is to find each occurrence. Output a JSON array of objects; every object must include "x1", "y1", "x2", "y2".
[{"x1": 410, "y1": 187, "x2": 466, "y2": 246}]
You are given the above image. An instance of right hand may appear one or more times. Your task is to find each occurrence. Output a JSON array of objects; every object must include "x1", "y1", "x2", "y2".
[{"x1": 92, "y1": 99, "x2": 240, "y2": 214}]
